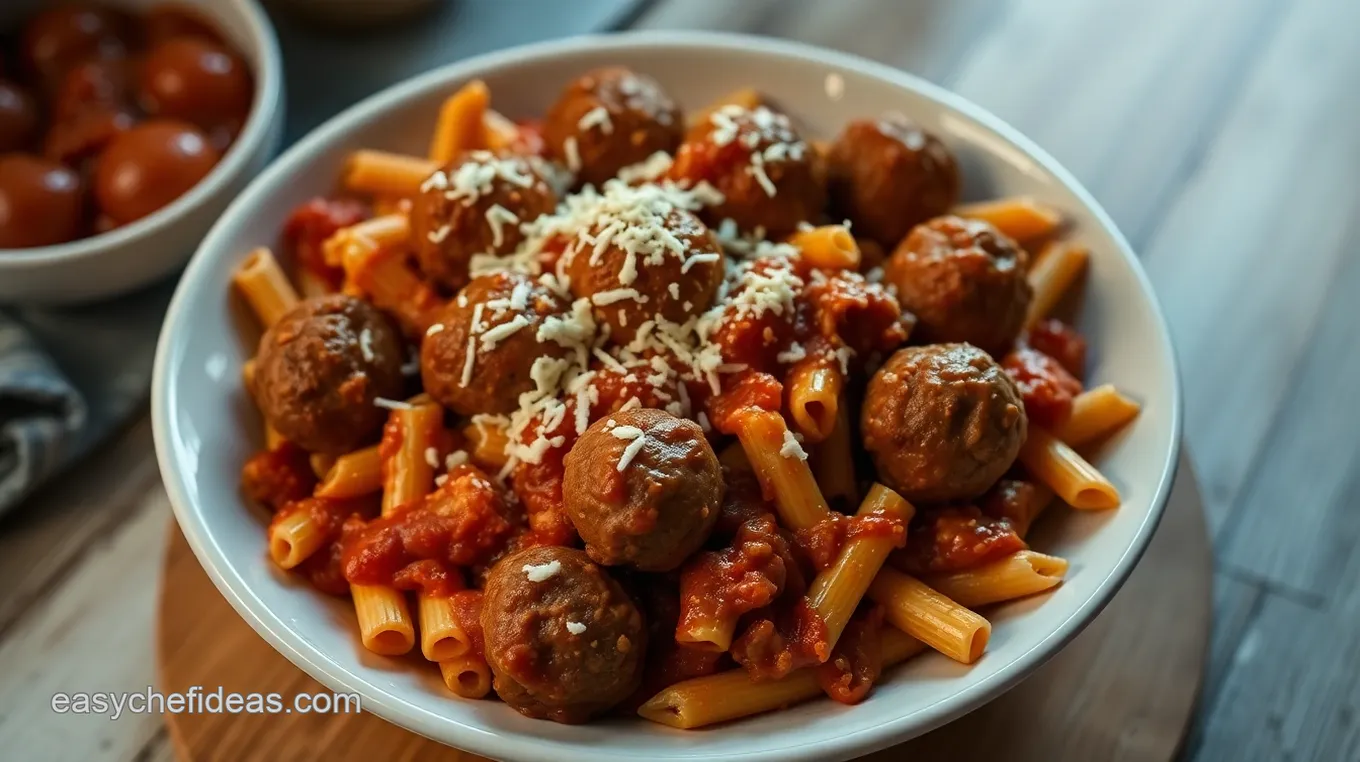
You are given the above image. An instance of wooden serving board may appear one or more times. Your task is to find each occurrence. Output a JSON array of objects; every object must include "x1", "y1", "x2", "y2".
[{"x1": 157, "y1": 453, "x2": 1209, "y2": 762}]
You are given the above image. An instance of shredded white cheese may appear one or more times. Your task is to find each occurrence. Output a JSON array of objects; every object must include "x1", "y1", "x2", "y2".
[
  {"x1": 612, "y1": 425, "x2": 647, "y2": 472},
  {"x1": 564, "y1": 137, "x2": 581, "y2": 173},
  {"x1": 577, "y1": 105, "x2": 613, "y2": 135},
  {"x1": 374, "y1": 397, "x2": 413, "y2": 411},
  {"x1": 592, "y1": 288, "x2": 643, "y2": 306},
  {"x1": 780, "y1": 429, "x2": 808, "y2": 460},
  {"x1": 523, "y1": 560, "x2": 562, "y2": 582},
  {"x1": 777, "y1": 342, "x2": 807, "y2": 364},
  {"x1": 358, "y1": 328, "x2": 375, "y2": 362},
  {"x1": 566, "y1": 620, "x2": 587, "y2": 635},
  {"x1": 445, "y1": 450, "x2": 469, "y2": 470},
  {"x1": 426, "y1": 323, "x2": 445, "y2": 337},
  {"x1": 480, "y1": 314, "x2": 531, "y2": 350},
  {"x1": 484, "y1": 204, "x2": 519, "y2": 249}
]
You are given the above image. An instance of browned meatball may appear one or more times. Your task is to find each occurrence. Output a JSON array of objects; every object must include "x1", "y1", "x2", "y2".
[
  {"x1": 482, "y1": 546, "x2": 645, "y2": 723},
  {"x1": 421, "y1": 272, "x2": 571, "y2": 416},
  {"x1": 827, "y1": 115, "x2": 960, "y2": 248},
  {"x1": 254, "y1": 295, "x2": 405, "y2": 454},
  {"x1": 861, "y1": 343, "x2": 1026, "y2": 502},
  {"x1": 544, "y1": 67, "x2": 683, "y2": 188},
  {"x1": 410, "y1": 151, "x2": 557, "y2": 291},
  {"x1": 563, "y1": 408, "x2": 723, "y2": 572},
  {"x1": 565, "y1": 200, "x2": 723, "y2": 345},
  {"x1": 886, "y1": 215, "x2": 1031, "y2": 357},
  {"x1": 669, "y1": 104, "x2": 825, "y2": 238}
]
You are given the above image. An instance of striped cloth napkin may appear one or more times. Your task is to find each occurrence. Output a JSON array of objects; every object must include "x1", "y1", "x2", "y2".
[{"x1": 0, "y1": 283, "x2": 170, "y2": 514}]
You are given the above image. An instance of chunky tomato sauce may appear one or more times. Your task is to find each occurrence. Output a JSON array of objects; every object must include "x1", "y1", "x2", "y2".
[
  {"x1": 341, "y1": 464, "x2": 523, "y2": 593},
  {"x1": 731, "y1": 598, "x2": 830, "y2": 681},
  {"x1": 283, "y1": 197, "x2": 369, "y2": 289},
  {"x1": 1002, "y1": 346, "x2": 1083, "y2": 429},
  {"x1": 241, "y1": 442, "x2": 316, "y2": 510},
  {"x1": 1025, "y1": 318, "x2": 1087, "y2": 379},
  {"x1": 794, "y1": 507, "x2": 908, "y2": 572},
  {"x1": 818, "y1": 605, "x2": 884, "y2": 705},
  {"x1": 677, "y1": 515, "x2": 795, "y2": 641},
  {"x1": 706, "y1": 371, "x2": 783, "y2": 436},
  {"x1": 894, "y1": 506, "x2": 1027, "y2": 575}
]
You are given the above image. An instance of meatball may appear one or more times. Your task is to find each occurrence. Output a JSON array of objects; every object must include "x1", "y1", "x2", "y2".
[
  {"x1": 138, "y1": 36, "x2": 253, "y2": 145},
  {"x1": 421, "y1": 272, "x2": 571, "y2": 416},
  {"x1": 670, "y1": 104, "x2": 825, "y2": 238},
  {"x1": 94, "y1": 119, "x2": 222, "y2": 224},
  {"x1": 410, "y1": 151, "x2": 557, "y2": 291},
  {"x1": 861, "y1": 343, "x2": 1026, "y2": 502},
  {"x1": 544, "y1": 67, "x2": 683, "y2": 188},
  {"x1": 0, "y1": 155, "x2": 85, "y2": 248},
  {"x1": 482, "y1": 546, "x2": 645, "y2": 723},
  {"x1": 827, "y1": 115, "x2": 960, "y2": 248},
  {"x1": 254, "y1": 295, "x2": 405, "y2": 454},
  {"x1": 886, "y1": 215, "x2": 1031, "y2": 356},
  {"x1": 566, "y1": 203, "x2": 723, "y2": 345},
  {"x1": 563, "y1": 408, "x2": 723, "y2": 572}
]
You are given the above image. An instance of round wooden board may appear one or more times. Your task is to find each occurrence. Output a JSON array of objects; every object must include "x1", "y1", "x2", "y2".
[{"x1": 157, "y1": 453, "x2": 1210, "y2": 762}]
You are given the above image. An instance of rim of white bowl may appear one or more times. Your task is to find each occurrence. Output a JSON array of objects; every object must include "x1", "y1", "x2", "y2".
[
  {"x1": 153, "y1": 30, "x2": 1183, "y2": 762},
  {"x1": 0, "y1": 0, "x2": 282, "y2": 265}
]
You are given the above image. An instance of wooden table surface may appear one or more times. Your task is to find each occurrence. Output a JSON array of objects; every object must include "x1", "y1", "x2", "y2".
[{"x1": 2, "y1": 0, "x2": 1355, "y2": 760}]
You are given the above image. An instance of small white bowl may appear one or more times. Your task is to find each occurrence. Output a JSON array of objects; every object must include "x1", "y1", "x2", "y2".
[
  {"x1": 0, "y1": 0, "x2": 283, "y2": 305},
  {"x1": 153, "y1": 32, "x2": 1181, "y2": 762}
]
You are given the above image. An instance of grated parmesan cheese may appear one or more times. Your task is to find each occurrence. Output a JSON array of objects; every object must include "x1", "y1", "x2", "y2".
[
  {"x1": 780, "y1": 429, "x2": 808, "y2": 460},
  {"x1": 577, "y1": 105, "x2": 614, "y2": 135},
  {"x1": 566, "y1": 620, "x2": 587, "y2": 635},
  {"x1": 564, "y1": 137, "x2": 582, "y2": 173},
  {"x1": 445, "y1": 450, "x2": 469, "y2": 469},
  {"x1": 358, "y1": 328, "x2": 375, "y2": 362},
  {"x1": 424, "y1": 447, "x2": 439, "y2": 469},
  {"x1": 592, "y1": 288, "x2": 643, "y2": 306},
  {"x1": 523, "y1": 560, "x2": 561, "y2": 582},
  {"x1": 480, "y1": 314, "x2": 531, "y2": 350},
  {"x1": 374, "y1": 397, "x2": 413, "y2": 411},
  {"x1": 484, "y1": 204, "x2": 519, "y2": 249},
  {"x1": 777, "y1": 342, "x2": 807, "y2": 364},
  {"x1": 427, "y1": 323, "x2": 446, "y2": 336},
  {"x1": 611, "y1": 425, "x2": 647, "y2": 472}
]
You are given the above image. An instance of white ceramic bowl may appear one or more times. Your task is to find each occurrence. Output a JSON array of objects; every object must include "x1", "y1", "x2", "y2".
[
  {"x1": 153, "y1": 32, "x2": 1181, "y2": 762},
  {"x1": 0, "y1": 0, "x2": 283, "y2": 305}
]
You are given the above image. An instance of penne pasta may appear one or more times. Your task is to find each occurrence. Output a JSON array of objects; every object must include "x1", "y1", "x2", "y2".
[
  {"x1": 812, "y1": 405, "x2": 858, "y2": 507},
  {"x1": 638, "y1": 627, "x2": 925, "y2": 729},
  {"x1": 734, "y1": 410, "x2": 831, "y2": 531},
  {"x1": 341, "y1": 232, "x2": 441, "y2": 333},
  {"x1": 482, "y1": 109, "x2": 519, "y2": 151},
  {"x1": 954, "y1": 196, "x2": 1062, "y2": 242},
  {"x1": 439, "y1": 654, "x2": 493, "y2": 699},
  {"x1": 1026, "y1": 241, "x2": 1089, "y2": 328},
  {"x1": 382, "y1": 402, "x2": 443, "y2": 513},
  {"x1": 322, "y1": 212, "x2": 411, "y2": 268},
  {"x1": 233, "y1": 247, "x2": 299, "y2": 328},
  {"x1": 786, "y1": 358, "x2": 842, "y2": 444},
  {"x1": 463, "y1": 419, "x2": 510, "y2": 471},
  {"x1": 923, "y1": 551, "x2": 1068, "y2": 609},
  {"x1": 309, "y1": 452, "x2": 336, "y2": 479},
  {"x1": 429, "y1": 80, "x2": 490, "y2": 164},
  {"x1": 676, "y1": 618, "x2": 738, "y2": 654},
  {"x1": 267, "y1": 509, "x2": 325, "y2": 570},
  {"x1": 351, "y1": 584, "x2": 416, "y2": 656},
  {"x1": 790, "y1": 224, "x2": 860, "y2": 270},
  {"x1": 1054, "y1": 384, "x2": 1142, "y2": 449},
  {"x1": 343, "y1": 149, "x2": 439, "y2": 197},
  {"x1": 419, "y1": 590, "x2": 472, "y2": 662},
  {"x1": 315, "y1": 445, "x2": 383, "y2": 499},
  {"x1": 1019, "y1": 426, "x2": 1120, "y2": 509},
  {"x1": 806, "y1": 484, "x2": 913, "y2": 647},
  {"x1": 867, "y1": 568, "x2": 990, "y2": 664}
]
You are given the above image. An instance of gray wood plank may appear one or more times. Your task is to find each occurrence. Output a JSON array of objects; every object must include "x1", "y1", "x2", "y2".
[
  {"x1": 0, "y1": 490, "x2": 169, "y2": 762},
  {"x1": 1192, "y1": 587, "x2": 1360, "y2": 761},
  {"x1": 944, "y1": 0, "x2": 1283, "y2": 242},
  {"x1": 1205, "y1": 572, "x2": 1264, "y2": 704},
  {"x1": 0, "y1": 417, "x2": 159, "y2": 638},
  {"x1": 1135, "y1": 0, "x2": 1360, "y2": 532},
  {"x1": 1215, "y1": 210, "x2": 1360, "y2": 595}
]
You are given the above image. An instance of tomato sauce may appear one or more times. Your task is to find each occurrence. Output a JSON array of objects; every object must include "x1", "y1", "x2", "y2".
[
  {"x1": 1002, "y1": 346, "x2": 1083, "y2": 429},
  {"x1": 894, "y1": 506, "x2": 1027, "y2": 575},
  {"x1": 677, "y1": 516, "x2": 794, "y2": 641},
  {"x1": 283, "y1": 197, "x2": 370, "y2": 290},
  {"x1": 241, "y1": 441, "x2": 315, "y2": 510},
  {"x1": 818, "y1": 605, "x2": 884, "y2": 705},
  {"x1": 794, "y1": 507, "x2": 908, "y2": 572},
  {"x1": 706, "y1": 371, "x2": 783, "y2": 436},
  {"x1": 731, "y1": 598, "x2": 830, "y2": 681},
  {"x1": 1025, "y1": 318, "x2": 1087, "y2": 379}
]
